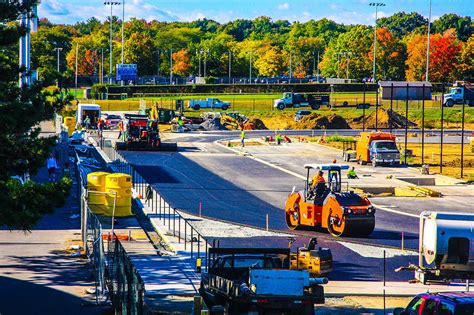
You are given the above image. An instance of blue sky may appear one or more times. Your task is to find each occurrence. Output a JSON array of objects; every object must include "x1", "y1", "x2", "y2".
[{"x1": 39, "y1": 0, "x2": 473, "y2": 25}]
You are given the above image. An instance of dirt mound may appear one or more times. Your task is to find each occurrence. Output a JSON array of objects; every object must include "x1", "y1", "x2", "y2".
[
  {"x1": 351, "y1": 109, "x2": 417, "y2": 129},
  {"x1": 295, "y1": 113, "x2": 351, "y2": 129},
  {"x1": 245, "y1": 118, "x2": 267, "y2": 130}
]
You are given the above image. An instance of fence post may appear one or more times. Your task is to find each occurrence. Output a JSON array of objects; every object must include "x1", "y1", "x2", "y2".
[
  {"x1": 404, "y1": 83, "x2": 409, "y2": 165},
  {"x1": 422, "y1": 84, "x2": 425, "y2": 166},
  {"x1": 173, "y1": 209, "x2": 176, "y2": 237},
  {"x1": 184, "y1": 221, "x2": 187, "y2": 250},
  {"x1": 191, "y1": 229, "x2": 194, "y2": 257},
  {"x1": 389, "y1": 83, "x2": 394, "y2": 133},
  {"x1": 440, "y1": 83, "x2": 445, "y2": 174}
]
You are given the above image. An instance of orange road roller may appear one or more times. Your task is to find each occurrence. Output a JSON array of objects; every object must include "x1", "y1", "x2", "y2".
[{"x1": 285, "y1": 164, "x2": 375, "y2": 237}]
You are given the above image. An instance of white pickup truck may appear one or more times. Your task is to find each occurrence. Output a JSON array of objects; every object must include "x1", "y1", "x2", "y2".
[{"x1": 188, "y1": 98, "x2": 231, "y2": 110}]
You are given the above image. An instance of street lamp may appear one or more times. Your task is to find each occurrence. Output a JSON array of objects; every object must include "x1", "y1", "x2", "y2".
[
  {"x1": 369, "y1": 2, "x2": 385, "y2": 82},
  {"x1": 228, "y1": 51, "x2": 232, "y2": 83},
  {"x1": 170, "y1": 48, "x2": 173, "y2": 85},
  {"x1": 249, "y1": 52, "x2": 253, "y2": 84},
  {"x1": 425, "y1": 0, "x2": 432, "y2": 81},
  {"x1": 104, "y1": 1, "x2": 121, "y2": 84},
  {"x1": 54, "y1": 47, "x2": 63, "y2": 72}
]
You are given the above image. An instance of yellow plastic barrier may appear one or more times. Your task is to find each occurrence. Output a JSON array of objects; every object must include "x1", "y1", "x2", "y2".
[
  {"x1": 104, "y1": 173, "x2": 132, "y2": 217},
  {"x1": 87, "y1": 172, "x2": 110, "y2": 214}
]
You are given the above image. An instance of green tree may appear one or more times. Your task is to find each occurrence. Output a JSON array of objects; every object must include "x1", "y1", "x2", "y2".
[
  {"x1": 320, "y1": 25, "x2": 372, "y2": 79},
  {"x1": 0, "y1": 1, "x2": 71, "y2": 230},
  {"x1": 124, "y1": 32, "x2": 155, "y2": 75},
  {"x1": 254, "y1": 45, "x2": 285, "y2": 77},
  {"x1": 378, "y1": 12, "x2": 427, "y2": 38},
  {"x1": 31, "y1": 25, "x2": 74, "y2": 84},
  {"x1": 368, "y1": 28, "x2": 407, "y2": 80},
  {"x1": 432, "y1": 14, "x2": 472, "y2": 41}
]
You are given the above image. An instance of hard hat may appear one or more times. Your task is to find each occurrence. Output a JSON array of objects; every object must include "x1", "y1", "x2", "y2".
[{"x1": 333, "y1": 159, "x2": 337, "y2": 163}]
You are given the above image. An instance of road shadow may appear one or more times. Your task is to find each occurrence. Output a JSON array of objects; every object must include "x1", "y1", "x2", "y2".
[{"x1": 0, "y1": 276, "x2": 112, "y2": 315}]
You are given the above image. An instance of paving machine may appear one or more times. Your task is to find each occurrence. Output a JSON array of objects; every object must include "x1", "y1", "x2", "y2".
[
  {"x1": 115, "y1": 114, "x2": 177, "y2": 151},
  {"x1": 290, "y1": 237, "x2": 333, "y2": 277},
  {"x1": 285, "y1": 164, "x2": 375, "y2": 237}
]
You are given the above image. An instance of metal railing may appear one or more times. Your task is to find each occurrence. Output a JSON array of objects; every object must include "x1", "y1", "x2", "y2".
[
  {"x1": 107, "y1": 235, "x2": 145, "y2": 315},
  {"x1": 76, "y1": 148, "x2": 145, "y2": 313},
  {"x1": 96, "y1": 138, "x2": 211, "y2": 265}
]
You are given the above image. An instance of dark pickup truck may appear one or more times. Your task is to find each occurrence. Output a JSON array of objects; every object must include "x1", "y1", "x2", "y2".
[{"x1": 199, "y1": 247, "x2": 327, "y2": 314}]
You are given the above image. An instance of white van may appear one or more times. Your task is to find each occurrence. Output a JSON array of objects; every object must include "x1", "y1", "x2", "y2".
[{"x1": 76, "y1": 104, "x2": 101, "y2": 128}]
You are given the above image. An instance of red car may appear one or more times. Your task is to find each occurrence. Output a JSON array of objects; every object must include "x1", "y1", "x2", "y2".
[
  {"x1": 102, "y1": 114, "x2": 122, "y2": 129},
  {"x1": 394, "y1": 292, "x2": 474, "y2": 315}
]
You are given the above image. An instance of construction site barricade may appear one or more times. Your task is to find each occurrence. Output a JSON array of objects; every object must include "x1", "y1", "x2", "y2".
[
  {"x1": 87, "y1": 171, "x2": 110, "y2": 214},
  {"x1": 63, "y1": 116, "x2": 76, "y2": 136},
  {"x1": 105, "y1": 173, "x2": 132, "y2": 217}
]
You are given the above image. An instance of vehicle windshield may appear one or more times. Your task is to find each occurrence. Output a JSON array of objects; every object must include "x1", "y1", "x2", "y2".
[
  {"x1": 374, "y1": 141, "x2": 397, "y2": 151},
  {"x1": 450, "y1": 88, "x2": 462, "y2": 94},
  {"x1": 455, "y1": 304, "x2": 474, "y2": 314},
  {"x1": 107, "y1": 115, "x2": 121, "y2": 119}
]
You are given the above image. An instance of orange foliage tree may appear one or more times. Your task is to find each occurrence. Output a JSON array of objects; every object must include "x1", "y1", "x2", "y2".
[
  {"x1": 172, "y1": 49, "x2": 192, "y2": 76},
  {"x1": 368, "y1": 28, "x2": 406, "y2": 80},
  {"x1": 406, "y1": 30, "x2": 463, "y2": 82}
]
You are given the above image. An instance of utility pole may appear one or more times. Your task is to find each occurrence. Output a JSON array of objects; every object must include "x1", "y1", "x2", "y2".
[
  {"x1": 198, "y1": 49, "x2": 202, "y2": 77},
  {"x1": 228, "y1": 51, "x2": 231, "y2": 83},
  {"x1": 101, "y1": 48, "x2": 104, "y2": 84},
  {"x1": 289, "y1": 53, "x2": 292, "y2": 80},
  {"x1": 75, "y1": 43, "x2": 78, "y2": 88},
  {"x1": 169, "y1": 48, "x2": 173, "y2": 85},
  {"x1": 204, "y1": 49, "x2": 209, "y2": 77},
  {"x1": 19, "y1": 0, "x2": 39, "y2": 86},
  {"x1": 54, "y1": 47, "x2": 63, "y2": 72},
  {"x1": 425, "y1": 0, "x2": 432, "y2": 81},
  {"x1": 249, "y1": 52, "x2": 252, "y2": 84},
  {"x1": 346, "y1": 52, "x2": 352, "y2": 80},
  {"x1": 369, "y1": 2, "x2": 386, "y2": 82},
  {"x1": 156, "y1": 49, "x2": 160, "y2": 76},
  {"x1": 104, "y1": 1, "x2": 121, "y2": 84},
  {"x1": 317, "y1": 51, "x2": 320, "y2": 78}
]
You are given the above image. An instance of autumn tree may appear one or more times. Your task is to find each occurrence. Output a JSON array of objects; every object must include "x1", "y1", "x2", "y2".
[
  {"x1": 458, "y1": 35, "x2": 474, "y2": 79},
  {"x1": 172, "y1": 49, "x2": 192, "y2": 76},
  {"x1": 406, "y1": 31, "x2": 463, "y2": 82},
  {"x1": 124, "y1": 32, "x2": 155, "y2": 75},
  {"x1": 432, "y1": 14, "x2": 472, "y2": 41},
  {"x1": 254, "y1": 45, "x2": 285, "y2": 77},
  {"x1": 368, "y1": 28, "x2": 406, "y2": 80}
]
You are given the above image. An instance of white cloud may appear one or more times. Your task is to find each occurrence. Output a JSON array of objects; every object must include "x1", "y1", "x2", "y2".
[{"x1": 278, "y1": 3, "x2": 290, "y2": 10}]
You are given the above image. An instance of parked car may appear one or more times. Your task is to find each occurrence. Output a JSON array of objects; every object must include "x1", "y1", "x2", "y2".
[
  {"x1": 394, "y1": 292, "x2": 474, "y2": 315},
  {"x1": 102, "y1": 113, "x2": 122, "y2": 129},
  {"x1": 294, "y1": 110, "x2": 312, "y2": 122}
]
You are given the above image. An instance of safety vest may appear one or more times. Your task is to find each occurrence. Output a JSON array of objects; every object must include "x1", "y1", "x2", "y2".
[
  {"x1": 178, "y1": 118, "x2": 183, "y2": 126},
  {"x1": 316, "y1": 175, "x2": 325, "y2": 183},
  {"x1": 241, "y1": 131, "x2": 245, "y2": 139}
]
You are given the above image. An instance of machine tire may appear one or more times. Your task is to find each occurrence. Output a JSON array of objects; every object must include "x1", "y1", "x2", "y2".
[
  {"x1": 221, "y1": 105, "x2": 229, "y2": 110},
  {"x1": 285, "y1": 203, "x2": 300, "y2": 230},
  {"x1": 327, "y1": 212, "x2": 345, "y2": 237},
  {"x1": 277, "y1": 103, "x2": 285, "y2": 110},
  {"x1": 115, "y1": 141, "x2": 127, "y2": 151},
  {"x1": 445, "y1": 99, "x2": 454, "y2": 107},
  {"x1": 311, "y1": 103, "x2": 320, "y2": 110},
  {"x1": 193, "y1": 105, "x2": 201, "y2": 110}
]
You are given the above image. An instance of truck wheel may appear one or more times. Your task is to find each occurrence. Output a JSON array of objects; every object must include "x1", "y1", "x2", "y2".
[
  {"x1": 277, "y1": 103, "x2": 285, "y2": 110},
  {"x1": 221, "y1": 105, "x2": 228, "y2": 110},
  {"x1": 300, "y1": 303, "x2": 315, "y2": 315},
  {"x1": 342, "y1": 101, "x2": 349, "y2": 107},
  {"x1": 445, "y1": 99, "x2": 454, "y2": 107},
  {"x1": 310, "y1": 104, "x2": 320, "y2": 110},
  {"x1": 193, "y1": 105, "x2": 201, "y2": 110}
]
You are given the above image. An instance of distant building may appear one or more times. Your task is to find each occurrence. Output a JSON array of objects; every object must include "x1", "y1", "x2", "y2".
[{"x1": 379, "y1": 81, "x2": 432, "y2": 100}]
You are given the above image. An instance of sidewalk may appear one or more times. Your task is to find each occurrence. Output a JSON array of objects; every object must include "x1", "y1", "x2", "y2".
[{"x1": 0, "y1": 157, "x2": 111, "y2": 314}]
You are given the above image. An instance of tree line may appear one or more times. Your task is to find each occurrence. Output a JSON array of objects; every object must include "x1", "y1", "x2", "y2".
[{"x1": 28, "y1": 12, "x2": 474, "y2": 84}]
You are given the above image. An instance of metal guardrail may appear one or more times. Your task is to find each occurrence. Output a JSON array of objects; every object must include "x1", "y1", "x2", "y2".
[
  {"x1": 96, "y1": 138, "x2": 211, "y2": 265},
  {"x1": 75, "y1": 146, "x2": 145, "y2": 313}
]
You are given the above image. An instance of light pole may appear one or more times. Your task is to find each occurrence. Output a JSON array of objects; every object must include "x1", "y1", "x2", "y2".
[
  {"x1": 345, "y1": 52, "x2": 352, "y2": 79},
  {"x1": 75, "y1": 43, "x2": 78, "y2": 88},
  {"x1": 369, "y1": 2, "x2": 385, "y2": 82},
  {"x1": 54, "y1": 47, "x2": 63, "y2": 72},
  {"x1": 425, "y1": 0, "x2": 432, "y2": 81},
  {"x1": 104, "y1": 1, "x2": 121, "y2": 84},
  {"x1": 316, "y1": 51, "x2": 321, "y2": 79},
  {"x1": 170, "y1": 48, "x2": 173, "y2": 85},
  {"x1": 204, "y1": 49, "x2": 209, "y2": 77},
  {"x1": 249, "y1": 52, "x2": 253, "y2": 84},
  {"x1": 156, "y1": 49, "x2": 160, "y2": 77},
  {"x1": 289, "y1": 52, "x2": 293, "y2": 80},
  {"x1": 228, "y1": 51, "x2": 232, "y2": 83},
  {"x1": 121, "y1": 0, "x2": 125, "y2": 65}
]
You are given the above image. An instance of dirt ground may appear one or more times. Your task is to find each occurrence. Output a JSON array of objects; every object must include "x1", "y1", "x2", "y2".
[{"x1": 316, "y1": 296, "x2": 412, "y2": 315}]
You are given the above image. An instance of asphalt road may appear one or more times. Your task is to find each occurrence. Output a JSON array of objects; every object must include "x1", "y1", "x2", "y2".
[{"x1": 116, "y1": 128, "x2": 473, "y2": 282}]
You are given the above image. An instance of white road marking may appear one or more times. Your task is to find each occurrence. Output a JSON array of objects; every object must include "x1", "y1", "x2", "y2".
[
  {"x1": 215, "y1": 140, "x2": 421, "y2": 219},
  {"x1": 338, "y1": 241, "x2": 417, "y2": 258}
]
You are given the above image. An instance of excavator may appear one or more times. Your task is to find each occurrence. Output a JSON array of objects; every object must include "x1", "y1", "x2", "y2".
[{"x1": 285, "y1": 164, "x2": 375, "y2": 237}]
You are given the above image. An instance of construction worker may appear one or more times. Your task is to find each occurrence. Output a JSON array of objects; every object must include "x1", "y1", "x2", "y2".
[
  {"x1": 311, "y1": 170, "x2": 326, "y2": 198},
  {"x1": 347, "y1": 166, "x2": 358, "y2": 179},
  {"x1": 276, "y1": 134, "x2": 283, "y2": 145},
  {"x1": 117, "y1": 120, "x2": 124, "y2": 140},
  {"x1": 83, "y1": 116, "x2": 91, "y2": 129},
  {"x1": 177, "y1": 115, "x2": 184, "y2": 132},
  {"x1": 240, "y1": 129, "x2": 245, "y2": 147}
]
